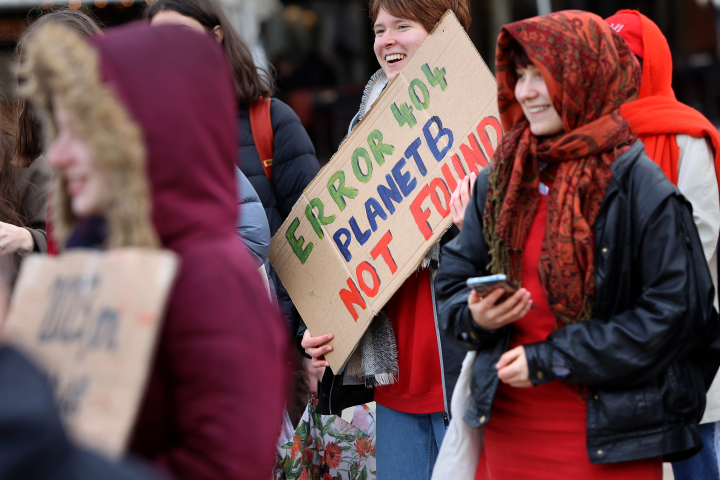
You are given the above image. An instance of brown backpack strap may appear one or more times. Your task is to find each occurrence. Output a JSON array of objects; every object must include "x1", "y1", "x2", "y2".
[{"x1": 249, "y1": 96, "x2": 274, "y2": 183}]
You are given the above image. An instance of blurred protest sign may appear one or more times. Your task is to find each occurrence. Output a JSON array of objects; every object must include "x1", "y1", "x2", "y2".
[
  {"x1": 2, "y1": 249, "x2": 178, "y2": 457},
  {"x1": 269, "y1": 11, "x2": 500, "y2": 373}
]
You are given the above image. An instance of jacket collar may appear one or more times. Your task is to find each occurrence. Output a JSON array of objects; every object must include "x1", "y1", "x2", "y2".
[
  {"x1": 348, "y1": 69, "x2": 389, "y2": 135},
  {"x1": 611, "y1": 140, "x2": 646, "y2": 184},
  {"x1": 358, "y1": 69, "x2": 389, "y2": 120}
]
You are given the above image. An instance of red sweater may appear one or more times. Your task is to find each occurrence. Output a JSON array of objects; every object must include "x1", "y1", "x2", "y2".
[{"x1": 374, "y1": 268, "x2": 445, "y2": 414}]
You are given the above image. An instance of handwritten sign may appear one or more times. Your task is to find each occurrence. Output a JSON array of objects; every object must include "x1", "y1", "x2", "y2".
[
  {"x1": 269, "y1": 12, "x2": 500, "y2": 373},
  {"x1": 2, "y1": 249, "x2": 178, "y2": 457}
]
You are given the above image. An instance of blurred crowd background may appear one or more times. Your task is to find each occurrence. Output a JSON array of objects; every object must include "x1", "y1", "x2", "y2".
[{"x1": 0, "y1": 0, "x2": 717, "y2": 165}]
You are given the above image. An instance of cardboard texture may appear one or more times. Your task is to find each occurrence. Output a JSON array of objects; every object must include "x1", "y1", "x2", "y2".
[
  {"x1": 269, "y1": 11, "x2": 500, "y2": 373},
  {"x1": 2, "y1": 249, "x2": 178, "y2": 457}
]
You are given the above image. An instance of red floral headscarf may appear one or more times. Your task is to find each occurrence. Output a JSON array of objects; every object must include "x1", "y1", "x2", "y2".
[{"x1": 484, "y1": 11, "x2": 641, "y2": 325}]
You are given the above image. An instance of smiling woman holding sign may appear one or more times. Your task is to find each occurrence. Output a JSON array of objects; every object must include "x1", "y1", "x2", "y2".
[
  {"x1": 299, "y1": 1, "x2": 471, "y2": 478},
  {"x1": 436, "y1": 10, "x2": 720, "y2": 479}
]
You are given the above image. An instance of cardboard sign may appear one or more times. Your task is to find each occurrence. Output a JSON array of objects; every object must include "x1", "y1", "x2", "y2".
[
  {"x1": 2, "y1": 249, "x2": 178, "y2": 457},
  {"x1": 269, "y1": 12, "x2": 500, "y2": 373}
]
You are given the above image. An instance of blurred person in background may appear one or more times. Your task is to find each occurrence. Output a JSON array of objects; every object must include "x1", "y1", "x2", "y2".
[
  {"x1": 0, "y1": 345, "x2": 165, "y2": 480},
  {"x1": 146, "y1": 0, "x2": 322, "y2": 422},
  {"x1": 13, "y1": 8, "x2": 103, "y2": 256},
  {"x1": 0, "y1": 112, "x2": 40, "y2": 260},
  {"x1": 0, "y1": 108, "x2": 45, "y2": 260},
  {"x1": 2, "y1": 60, "x2": 162, "y2": 478},
  {"x1": 233, "y1": 168, "x2": 271, "y2": 268},
  {"x1": 13, "y1": 8, "x2": 272, "y2": 274},
  {"x1": 300, "y1": 1, "x2": 470, "y2": 478},
  {"x1": 20, "y1": 21, "x2": 288, "y2": 480},
  {"x1": 605, "y1": 10, "x2": 720, "y2": 480},
  {"x1": 437, "y1": 11, "x2": 719, "y2": 479}
]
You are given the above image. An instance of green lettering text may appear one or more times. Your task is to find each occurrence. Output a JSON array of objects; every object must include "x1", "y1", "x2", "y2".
[
  {"x1": 367, "y1": 130, "x2": 395, "y2": 167},
  {"x1": 409, "y1": 78, "x2": 430, "y2": 111},
  {"x1": 327, "y1": 171, "x2": 359, "y2": 211},
  {"x1": 422, "y1": 63, "x2": 448, "y2": 91},
  {"x1": 286, "y1": 218, "x2": 313, "y2": 264},
  {"x1": 351, "y1": 148, "x2": 373, "y2": 183},
  {"x1": 305, "y1": 198, "x2": 336, "y2": 239}
]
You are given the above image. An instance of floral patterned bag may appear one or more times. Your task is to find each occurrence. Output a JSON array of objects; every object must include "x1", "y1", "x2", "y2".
[{"x1": 274, "y1": 399, "x2": 376, "y2": 480}]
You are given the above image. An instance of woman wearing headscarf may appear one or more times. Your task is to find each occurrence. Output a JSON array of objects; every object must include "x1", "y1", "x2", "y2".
[
  {"x1": 19, "y1": 21, "x2": 288, "y2": 480},
  {"x1": 436, "y1": 11, "x2": 719, "y2": 479}
]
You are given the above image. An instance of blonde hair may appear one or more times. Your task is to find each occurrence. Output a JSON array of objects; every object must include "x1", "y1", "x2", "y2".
[{"x1": 18, "y1": 23, "x2": 159, "y2": 249}]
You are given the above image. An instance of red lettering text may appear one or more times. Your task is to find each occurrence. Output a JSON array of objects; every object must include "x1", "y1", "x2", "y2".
[
  {"x1": 371, "y1": 231, "x2": 397, "y2": 274},
  {"x1": 430, "y1": 178, "x2": 451, "y2": 218},
  {"x1": 451, "y1": 153, "x2": 467, "y2": 179},
  {"x1": 410, "y1": 185, "x2": 433, "y2": 240},
  {"x1": 477, "y1": 116, "x2": 503, "y2": 160},
  {"x1": 459, "y1": 133, "x2": 488, "y2": 175},
  {"x1": 339, "y1": 278, "x2": 366, "y2": 322},
  {"x1": 441, "y1": 163, "x2": 458, "y2": 193},
  {"x1": 356, "y1": 261, "x2": 381, "y2": 297}
]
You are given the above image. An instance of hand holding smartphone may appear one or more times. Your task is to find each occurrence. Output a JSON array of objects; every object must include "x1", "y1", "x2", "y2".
[
  {"x1": 465, "y1": 274, "x2": 534, "y2": 330},
  {"x1": 466, "y1": 274, "x2": 518, "y2": 301}
]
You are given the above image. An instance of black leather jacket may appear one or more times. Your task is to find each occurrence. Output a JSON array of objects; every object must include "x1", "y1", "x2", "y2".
[{"x1": 436, "y1": 141, "x2": 720, "y2": 464}]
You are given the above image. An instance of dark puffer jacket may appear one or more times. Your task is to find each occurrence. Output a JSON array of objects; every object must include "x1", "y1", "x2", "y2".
[
  {"x1": 237, "y1": 99, "x2": 320, "y2": 333},
  {"x1": 437, "y1": 141, "x2": 720, "y2": 464},
  {"x1": 0, "y1": 347, "x2": 163, "y2": 480}
]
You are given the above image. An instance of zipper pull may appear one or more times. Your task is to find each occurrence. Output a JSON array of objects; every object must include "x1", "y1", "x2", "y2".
[{"x1": 443, "y1": 411, "x2": 450, "y2": 427}]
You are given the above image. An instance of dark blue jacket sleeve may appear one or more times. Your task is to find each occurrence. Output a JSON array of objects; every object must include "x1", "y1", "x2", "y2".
[
  {"x1": 269, "y1": 100, "x2": 321, "y2": 220},
  {"x1": 0, "y1": 347, "x2": 164, "y2": 480}
]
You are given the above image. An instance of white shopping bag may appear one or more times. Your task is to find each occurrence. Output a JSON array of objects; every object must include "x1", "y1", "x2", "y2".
[{"x1": 432, "y1": 351, "x2": 484, "y2": 480}]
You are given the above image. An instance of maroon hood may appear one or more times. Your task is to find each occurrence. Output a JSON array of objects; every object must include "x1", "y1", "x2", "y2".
[
  {"x1": 92, "y1": 23, "x2": 237, "y2": 253},
  {"x1": 86, "y1": 24, "x2": 288, "y2": 479}
]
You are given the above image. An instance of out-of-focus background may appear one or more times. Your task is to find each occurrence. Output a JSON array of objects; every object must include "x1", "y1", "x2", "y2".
[{"x1": 0, "y1": 0, "x2": 717, "y2": 165}]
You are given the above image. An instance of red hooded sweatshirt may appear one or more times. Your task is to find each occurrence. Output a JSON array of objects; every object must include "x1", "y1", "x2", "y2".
[
  {"x1": 91, "y1": 24, "x2": 289, "y2": 480},
  {"x1": 607, "y1": 10, "x2": 720, "y2": 185}
]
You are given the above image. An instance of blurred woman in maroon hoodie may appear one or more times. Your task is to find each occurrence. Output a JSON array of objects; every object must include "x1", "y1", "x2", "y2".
[{"x1": 18, "y1": 21, "x2": 288, "y2": 480}]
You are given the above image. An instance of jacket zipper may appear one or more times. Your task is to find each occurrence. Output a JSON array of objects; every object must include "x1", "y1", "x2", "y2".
[
  {"x1": 328, "y1": 374, "x2": 336, "y2": 414},
  {"x1": 430, "y1": 278, "x2": 450, "y2": 425}
]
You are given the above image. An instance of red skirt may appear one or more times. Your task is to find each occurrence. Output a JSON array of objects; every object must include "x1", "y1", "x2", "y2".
[{"x1": 474, "y1": 381, "x2": 662, "y2": 479}]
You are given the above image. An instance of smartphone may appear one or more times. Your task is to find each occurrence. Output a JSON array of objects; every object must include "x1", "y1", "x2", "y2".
[{"x1": 466, "y1": 274, "x2": 518, "y2": 299}]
